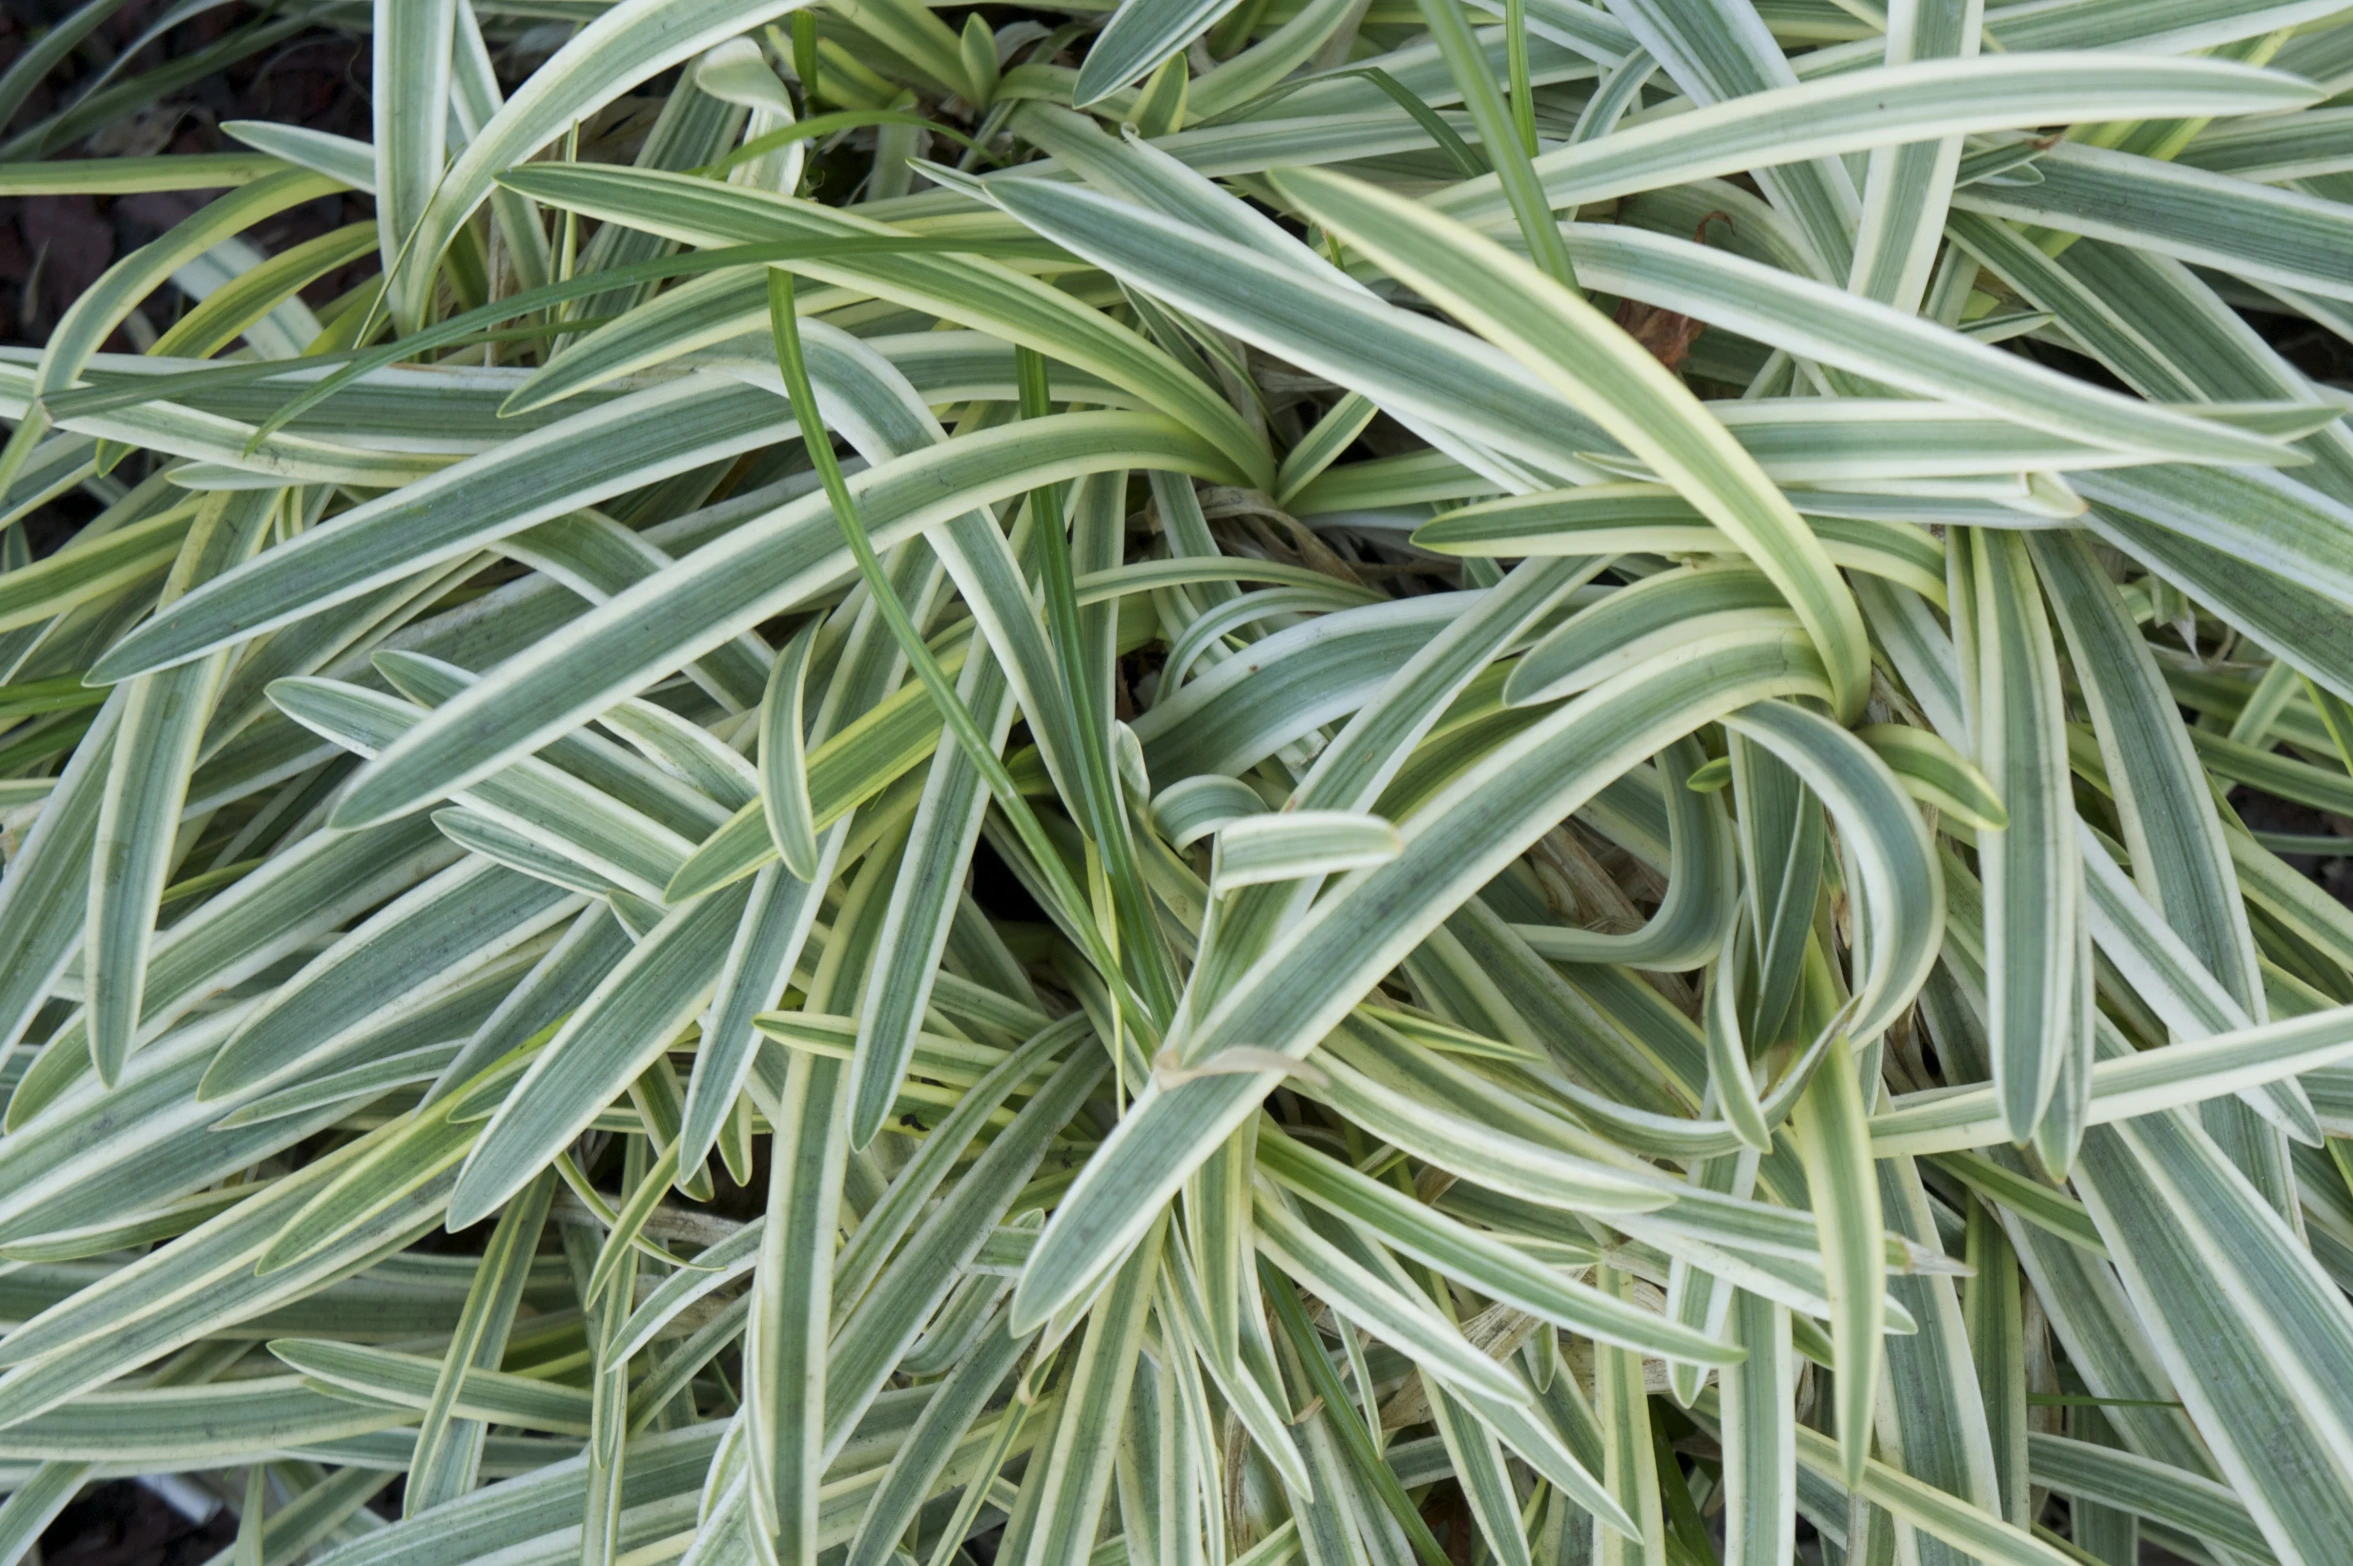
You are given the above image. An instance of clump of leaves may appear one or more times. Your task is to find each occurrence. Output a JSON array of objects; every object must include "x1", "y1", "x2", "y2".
[{"x1": 8, "y1": 2, "x2": 2353, "y2": 1564}]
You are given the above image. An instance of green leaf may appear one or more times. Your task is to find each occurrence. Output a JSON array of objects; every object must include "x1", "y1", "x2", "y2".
[
  {"x1": 1792, "y1": 1034, "x2": 1881, "y2": 1488},
  {"x1": 1869, "y1": 1004, "x2": 2353, "y2": 1156},
  {"x1": 1256, "y1": 1128, "x2": 1738, "y2": 1362},
  {"x1": 1209, "y1": 811, "x2": 1403, "y2": 891},
  {"x1": 85, "y1": 489, "x2": 273, "y2": 1083},
  {"x1": 1075, "y1": 0, "x2": 1238, "y2": 104},
  {"x1": 382, "y1": 0, "x2": 814, "y2": 331},
  {"x1": 1268, "y1": 168, "x2": 1873, "y2": 718},
  {"x1": 371, "y1": 0, "x2": 457, "y2": 293},
  {"x1": 91, "y1": 377, "x2": 801, "y2": 684},
  {"x1": 326, "y1": 411, "x2": 1239, "y2": 833},
  {"x1": 198, "y1": 857, "x2": 581, "y2": 1102},
  {"x1": 1961, "y1": 530, "x2": 2084, "y2": 1151},
  {"x1": 1012, "y1": 624, "x2": 1831, "y2": 1330},
  {"x1": 1721, "y1": 699, "x2": 1942, "y2": 1045},
  {"x1": 1955, "y1": 138, "x2": 2353, "y2": 304},
  {"x1": 1853, "y1": 724, "x2": 2006, "y2": 832},
  {"x1": 1430, "y1": 54, "x2": 2317, "y2": 229},
  {"x1": 449, "y1": 882, "x2": 751, "y2": 1229},
  {"x1": 757, "y1": 625, "x2": 822, "y2": 881},
  {"x1": 495, "y1": 164, "x2": 1271, "y2": 488},
  {"x1": 271, "y1": 1336, "x2": 595, "y2": 1436},
  {"x1": 26, "y1": 13, "x2": 2353, "y2": 1560}
]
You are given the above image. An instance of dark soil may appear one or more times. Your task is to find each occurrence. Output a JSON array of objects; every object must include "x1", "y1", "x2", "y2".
[
  {"x1": 34, "y1": 1482, "x2": 235, "y2": 1566},
  {"x1": 1, "y1": 1, "x2": 376, "y2": 554},
  {"x1": 1, "y1": 2, "x2": 376, "y2": 350}
]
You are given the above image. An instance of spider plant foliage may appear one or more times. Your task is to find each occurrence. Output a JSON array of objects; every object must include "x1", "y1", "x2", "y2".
[{"x1": 18, "y1": 1, "x2": 2353, "y2": 1564}]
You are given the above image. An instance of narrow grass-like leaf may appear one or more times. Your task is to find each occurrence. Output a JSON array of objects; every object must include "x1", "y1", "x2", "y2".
[
  {"x1": 18, "y1": 13, "x2": 2353, "y2": 1562},
  {"x1": 757, "y1": 625, "x2": 822, "y2": 880},
  {"x1": 1269, "y1": 168, "x2": 1872, "y2": 720},
  {"x1": 450, "y1": 884, "x2": 751, "y2": 1229},
  {"x1": 1961, "y1": 531, "x2": 2081, "y2": 1147},
  {"x1": 1791, "y1": 1036, "x2": 1881, "y2": 1487}
]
